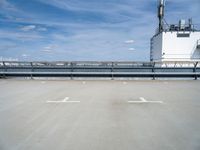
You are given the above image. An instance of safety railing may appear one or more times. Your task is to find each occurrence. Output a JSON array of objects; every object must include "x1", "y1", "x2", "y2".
[{"x1": 0, "y1": 61, "x2": 200, "y2": 80}]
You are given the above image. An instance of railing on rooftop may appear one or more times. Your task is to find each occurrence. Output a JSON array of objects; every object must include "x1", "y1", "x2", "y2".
[
  {"x1": 0, "y1": 61, "x2": 200, "y2": 80},
  {"x1": 156, "y1": 23, "x2": 200, "y2": 34}
]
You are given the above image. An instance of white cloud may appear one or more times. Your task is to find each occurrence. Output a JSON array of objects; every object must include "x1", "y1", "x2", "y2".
[
  {"x1": 0, "y1": 56, "x2": 18, "y2": 61},
  {"x1": 0, "y1": 0, "x2": 18, "y2": 12},
  {"x1": 42, "y1": 49, "x2": 52, "y2": 52},
  {"x1": 20, "y1": 25, "x2": 36, "y2": 31},
  {"x1": 20, "y1": 25, "x2": 48, "y2": 32},
  {"x1": 42, "y1": 45, "x2": 55, "y2": 53},
  {"x1": 0, "y1": 29, "x2": 44, "y2": 41},
  {"x1": 44, "y1": 46, "x2": 52, "y2": 49},
  {"x1": 125, "y1": 40, "x2": 135, "y2": 44},
  {"x1": 128, "y1": 48, "x2": 135, "y2": 51},
  {"x1": 22, "y1": 54, "x2": 28, "y2": 57},
  {"x1": 37, "y1": 27, "x2": 47, "y2": 31}
]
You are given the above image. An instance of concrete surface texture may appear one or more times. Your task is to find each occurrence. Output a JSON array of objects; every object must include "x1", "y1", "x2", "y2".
[{"x1": 0, "y1": 79, "x2": 200, "y2": 150}]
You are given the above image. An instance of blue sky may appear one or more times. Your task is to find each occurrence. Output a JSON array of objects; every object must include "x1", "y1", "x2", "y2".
[{"x1": 0, "y1": 0, "x2": 199, "y2": 61}]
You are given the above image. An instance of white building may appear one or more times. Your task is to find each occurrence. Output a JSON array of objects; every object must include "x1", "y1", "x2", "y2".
[
  {"x1": 150, "y1": 29, "x2": 200, "y2": 62},
  {"x1": 150, "y1": 0, "x2": 200, "y2": 62}
]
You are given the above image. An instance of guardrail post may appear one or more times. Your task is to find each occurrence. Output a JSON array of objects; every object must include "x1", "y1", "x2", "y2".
[
  {"x1": 152, "y1": 62, "x2": 155, "y2": 80},
  {"x1": 70, "y1": 62, "x2": 73, "y2": 80},
  {"x1": 111, "y1": 62, "x2": 114, "y2": 80},
  {"x1": 3, "y1": 61, "x2": 6, "y2": 78},
  {"x1": 65, "y1": 62, "x2": 68, "y2": 78},
  {"x1": 194, "y1": 62, "x2": 198, "y2": 80},
  {"x1": 30, "y1": 62, "x2": 33, "y2": 79}
]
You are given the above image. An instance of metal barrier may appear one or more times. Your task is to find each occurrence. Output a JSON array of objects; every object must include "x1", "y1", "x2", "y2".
[{"x1": 0, "y1": 61, "x2": 200, "y2": 79}]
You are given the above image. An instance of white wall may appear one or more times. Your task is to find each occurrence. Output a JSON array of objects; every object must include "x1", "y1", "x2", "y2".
[
  {"x1": 150, "y1": 33, "x2": 162, "y2": 61},
  {"x1": 151, "y1": 31, "x2": 200, "y2": 61}
]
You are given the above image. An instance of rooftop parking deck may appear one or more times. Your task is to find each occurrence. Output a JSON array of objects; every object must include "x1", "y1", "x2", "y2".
[{"x1": 0, "y1": 79, "x2": 200, "y2": 150}]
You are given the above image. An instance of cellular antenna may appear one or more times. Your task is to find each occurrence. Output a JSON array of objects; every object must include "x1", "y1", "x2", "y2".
[{"x1": 158, "y1": 0, "x2": 165, "y2": 32}]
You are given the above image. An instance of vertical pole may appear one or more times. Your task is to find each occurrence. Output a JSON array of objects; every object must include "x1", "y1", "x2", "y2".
[
  {"x1": 30, "y1": 62, "x2": 33, "y2": 79},
  {"x1": 65, "y1": 62, "x2": 68, "y2": 78},
  {"x1": 71, "y1": 62, "x2": 73, "y2": 80},
  {"x1": 111, "y1": 62, "x2": 114, "y2": 80},
  {"x1": 158, "y1": 0, "x2": 165, "y2": 32},
  {"x1": 194, "y1": 62, "x2": 198, "y2": 80},
  {"x1": 3, "y1": 61, "x2": 6, "y2": 78},
  {"x1": 152, "y1": 62, "x2": 156, "y2": 80}
]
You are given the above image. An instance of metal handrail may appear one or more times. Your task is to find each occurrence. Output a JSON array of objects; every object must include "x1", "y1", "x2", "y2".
[{"x1": 0, "y1": 61, "x2": 199, "y2": 79}]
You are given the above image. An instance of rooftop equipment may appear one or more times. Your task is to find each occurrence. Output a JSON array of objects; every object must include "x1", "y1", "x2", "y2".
[{"x1": 179, "y1": 19, "x2": 186, "y2": 30}]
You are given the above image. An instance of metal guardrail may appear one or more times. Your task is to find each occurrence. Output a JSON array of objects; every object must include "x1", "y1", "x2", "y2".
[
  {"x1": 0, "y1": 61, "x2": 200, "y2": 79},
  {"x1": 161, "y1": 23, "x2": 200, "y2": 32}
]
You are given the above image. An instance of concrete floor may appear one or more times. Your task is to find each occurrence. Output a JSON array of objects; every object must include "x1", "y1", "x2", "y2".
[{"x1": 0, "y1": 79, "x2": 200, "y2": 150}]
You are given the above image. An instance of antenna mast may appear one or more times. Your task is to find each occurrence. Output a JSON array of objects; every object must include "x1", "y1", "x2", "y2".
[{"x1": 158, "y1": 0, "x2": 165, "y2": 32}]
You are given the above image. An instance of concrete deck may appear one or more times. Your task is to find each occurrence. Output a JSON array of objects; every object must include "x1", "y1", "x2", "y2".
[{"x1": 0, "y1": 80, "x2": 200, "y2": 150}]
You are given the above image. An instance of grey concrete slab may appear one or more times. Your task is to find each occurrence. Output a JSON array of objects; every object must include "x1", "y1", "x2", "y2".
[{"x1": 0, "y1": 80, "x2": 200, "y2": 150}]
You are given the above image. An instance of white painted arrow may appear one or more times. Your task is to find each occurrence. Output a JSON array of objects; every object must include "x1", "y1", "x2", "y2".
[
  {"x1": 128, "y1": 97, "x2": 163, "y2": 104},
  {"x1": 46, "y1": 97, "x2": 80, "y2": 103}
]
